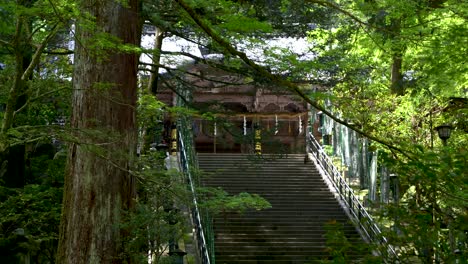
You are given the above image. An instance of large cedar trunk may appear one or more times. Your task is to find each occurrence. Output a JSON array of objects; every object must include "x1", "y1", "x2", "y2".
[{"x1": 56, "y1": 0, "x2": 140, "y2": 263}]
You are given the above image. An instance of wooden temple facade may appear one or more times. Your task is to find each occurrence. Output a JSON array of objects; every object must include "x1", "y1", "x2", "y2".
[{"x1": 156, "y1": 63, "x2": 309, "y2": 154}]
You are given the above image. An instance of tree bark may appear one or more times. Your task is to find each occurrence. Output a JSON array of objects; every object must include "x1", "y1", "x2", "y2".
[
  {"x1": 147, "y1": 27, "x2": 165, "y2": 95},
  {"x1": 389, "y1": 18, "x2": 405, "y2": 96},
  {"x1": 390, "y1": 54, "x2": 404, "y2": 95},
  {"x1": 56, "y1": 0, "x2": 140, "y2": 263}
]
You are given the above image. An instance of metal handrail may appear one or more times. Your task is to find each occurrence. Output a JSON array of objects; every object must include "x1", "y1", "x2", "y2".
[
  {"x1": 178, "y1": 126, "x2": 214, "y2": 264},
  {"x1": 306, "y1": 132, "x2": 398, "y2": 262}
]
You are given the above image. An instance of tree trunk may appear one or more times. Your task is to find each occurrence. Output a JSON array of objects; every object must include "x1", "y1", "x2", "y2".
[
  {"x1": 390, "y1": 54, "x2": 404, "y2": 95},
  {"x1": 389, "y1": 18, "x2": 405, "y2": 96},
  {"x1": 147, "y1": 27, "x2": 165, "y2": 95},
  {"x1": 0, "y1": 44, "x2": 26, "y2": 187},
  {"x1": 56, "y1": 0, "x2": 140, "y2": 263},
  {"x1": 0, "y1": 16, "x2": 34, "y2": 188}
]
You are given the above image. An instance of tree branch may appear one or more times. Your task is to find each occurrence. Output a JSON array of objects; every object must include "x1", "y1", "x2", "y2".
[
  {"x1": 21, "y1": 24, "x2": 60, "y2": 81},
  {"x1": 142, "y1": 48, "x2": 258, "y2": 79},
  {"x1": 139, "y1": 61, "x2": 253, "y2": 87},
  {"x1": 174, "y1": 0, "x2": 414, "y2": 159},
  {"x1": 0, "y1": 38, "x2": 12, "y2": 48},
  {"x1": 14, "y1": 87, "x2": 70, "y2": 116},
  {"x1": 43, "y1": 49, "x2": 74, "y2": 55},
  {"x1": 304, "y1": 0, "x2": 369, "y2": 27}
]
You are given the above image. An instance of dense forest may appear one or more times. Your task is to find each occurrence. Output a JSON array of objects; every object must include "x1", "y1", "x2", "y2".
[{"x1": 0, "y1": 0, "x2": 466, "y2": 263}]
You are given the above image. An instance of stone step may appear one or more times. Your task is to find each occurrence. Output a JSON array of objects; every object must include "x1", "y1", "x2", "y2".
[
  {"x1": 202, "y1": 172, "x2": 320, "y2": 176},
  {"x1": 200, "y1": 167, "x2": 318, "y2": 171},
  {"x1": 200, "y1": 165, "x2": 316, "y2": 169},
  {"x1": 214, "y1": 225, "x2": 359, "y2": 232},
  {"x1": 214, "y1": 233, "x2": 361, "y2": 240},
  {"x1": 203, "y1": 178, "x2": 325, "y2": 182},
  {"x1": 214, "y1": 255, "x2": 328, "y2": 262},
  {"x1": 214, "y1": 212, "x2": 349, "y2": 218},
  {"x1": 198, "y1": 153, "x2": 364, "y2": 263},
  {"x1": 214, "y1": 222, "x2": 357, "y2": 228},
  {"x1": 213, "y1": 260, "x2": 326, "y2": 264},
  {"x1": 203, "y1": 188, "x2": 336, "y2": 194},
  {"x1": 217, "y1": 206, "x2": 347, "y2": 211},
  {"x1": 215, "y1": 239, "x2": 360, "y2": 244}
]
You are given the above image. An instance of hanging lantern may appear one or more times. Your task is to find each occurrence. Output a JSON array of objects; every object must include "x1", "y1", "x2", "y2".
[
  {"x1": 243, "y1": 116, "x2": 247, "y2": 136},
  {"x1": 298, "y1": 116, "x2": 302, "y2": 134},
  {"x1": 213, "y1": 121, "x2": 217, "y2": 153},
  {"x1": 254, "y1": 125, "x2": 261, "y2": 154},
  {"x1": 275, "y1": 115, "x2": 278, "y2": 135}
]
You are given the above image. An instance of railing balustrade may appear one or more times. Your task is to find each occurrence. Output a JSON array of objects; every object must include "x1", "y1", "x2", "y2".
[
  {"x1": 178, "y1": 118, "x2": 215, "y2": 264},
  {"x1": 306, "y1": 132, "x2": 398, "y2": 262}
]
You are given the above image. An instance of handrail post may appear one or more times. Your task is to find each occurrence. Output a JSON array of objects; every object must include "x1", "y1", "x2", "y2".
[
  {"x1": 177, "y1": 118, "x2": 214, "y2": 264},
  {"x1": 306, "y1": 132, "x2": 398, "y2": 263}
]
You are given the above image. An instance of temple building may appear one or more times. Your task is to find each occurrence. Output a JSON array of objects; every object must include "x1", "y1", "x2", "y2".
[{"x1": 156, "y1": 62, "x2": 311, "y2": 153}]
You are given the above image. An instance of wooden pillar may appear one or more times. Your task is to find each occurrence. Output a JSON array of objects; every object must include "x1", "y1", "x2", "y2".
[{"x1": 170, "y1": 123, "x2": 177, "y2": 156}]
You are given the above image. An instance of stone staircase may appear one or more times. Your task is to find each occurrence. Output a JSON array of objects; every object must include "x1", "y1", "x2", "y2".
[{"x1": 198, "y1": 153, "x2": 364, "y2": 264}]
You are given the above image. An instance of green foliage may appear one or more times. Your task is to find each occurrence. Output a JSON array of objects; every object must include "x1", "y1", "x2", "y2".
[
  {"x1": 190, "y1": 0, "x2": 273, "y2": 34},
  {"x1": 300, "y1": 0, "x2": 467, "y2": 150},
  {"x1": 317, "y1": 220, "x2": 380, "y2": 264},
  {"x1": 85, "y1": 31, "x2": 142, "y2": 60},
  {"x1": 120, "y1": 150, "x2": 192, "y2": 263},
  {"x1": 0, "y1": 155, "x2": 64, "y2": 263},
  {"x1": 198, "y1": 187, "x2": 271, "y2": 215},
  {"x1": 322, "y1": 221, "x2": 353, "y2": 263},
  {"x1": 378, "y1": 145, "x2": 468, "y2": 262},
  {"x1": 0, "y1": 0, "x2": 72, "y2": 151},
  {"x1": 138, "y1": 94, "x2": 166, "y2": 126},
  {"x1": 0, "y1": 0, "x2": 465, "y2": 262},
  {"x1": 230, "y1": 0, "x2": 337, "y2": 37},
  {"x1": 121, "y1": 201, "x2": 188, "y2": 264},
  {"x1": 120, "y1": 149, "x2": 270, "y2": 263}
]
